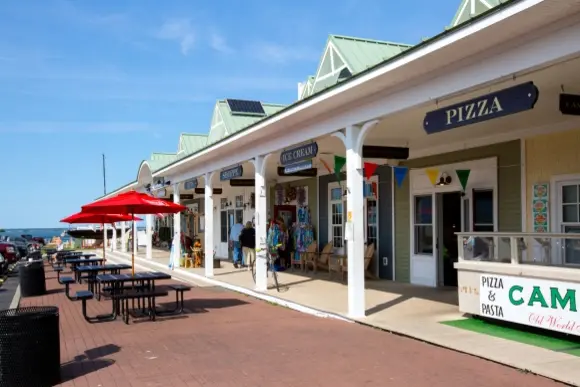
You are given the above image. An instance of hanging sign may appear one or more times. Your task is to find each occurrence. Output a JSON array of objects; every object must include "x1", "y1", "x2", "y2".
[
  {"x1": 423, "y1": 82, "x2": 538, "y2": 134},
  {"x1": 184, "y1": 178, "x2": 198, "y2": 190},
  {"x1": 220, "y1": 165, "x2": 243, "y2": 181},
  {"x1": 284, "y1": 160, "x2": 313, "y2": 174},
  {"x1": 280, "y1": 142, "x2": 318, "y2": 166},
  {"x1": 154, "y1": 188, "x2": 167, "y2": 198},
  {"x1": 560, "y1": 94, "x2": 580, "y2": 116}
]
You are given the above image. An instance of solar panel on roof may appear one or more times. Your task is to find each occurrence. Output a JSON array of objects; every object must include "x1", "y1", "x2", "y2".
[{"x1": 226, "y1": 99, "x2": 266, "y2": 116}]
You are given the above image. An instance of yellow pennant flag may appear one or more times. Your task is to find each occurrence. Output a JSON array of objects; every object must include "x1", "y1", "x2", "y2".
[{"x1": 425, "y1": 168, "x2": 440, "y2": 186}]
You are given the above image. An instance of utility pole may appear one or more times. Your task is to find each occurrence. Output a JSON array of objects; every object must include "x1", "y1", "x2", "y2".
[{"x1": 102, "y1": 153, "x2": 107, "y2": 195}]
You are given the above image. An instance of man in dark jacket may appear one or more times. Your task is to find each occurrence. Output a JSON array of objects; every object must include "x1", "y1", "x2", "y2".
[{"x1": 239, "y1": 221, "x2": 255, "y2": 269}]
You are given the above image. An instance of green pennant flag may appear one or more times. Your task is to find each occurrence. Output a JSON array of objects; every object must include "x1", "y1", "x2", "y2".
[
  {"x1": 456, "y1": 169, "x2": 471, "y2": 191},
  {"x1": 334, "y1": 155, "x2": 346, "y2": 184}
]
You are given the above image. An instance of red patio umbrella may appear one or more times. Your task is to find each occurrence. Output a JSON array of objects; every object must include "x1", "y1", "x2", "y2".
[
  {"x1": 60, "y1": 212, "x2": 142, "y2": 261},
  {"x1": 81, "y1": 191, "x2": 186, "y2": 275}
]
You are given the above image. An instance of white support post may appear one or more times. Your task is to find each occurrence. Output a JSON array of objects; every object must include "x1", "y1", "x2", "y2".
[
  {"x1": 132, "y1": 220, "x2": 137, "y2": 254},
  {"x1": 120, "y1": 221, "x2": 127, "y2": 252},
  {"x1": 172, "y1": 184, "x2": 181, "y2": 268},
  {"x1": 254, "y1": 155, "x2": 268, "y2": 292},
  {"x1": 112, "y1": 223, "x2": 117, "y2": 251},
  {"x1": 146, "y1": 214, "x2": 153, "y2": 259},
  {"x1": 103, "y1": 224, "x2": 108, "y2": 250},
  {"x1": 345, "y1": 125, "x2": 366, "y2": 318},
  {"x1": 204, "y1": 172, "x2": 215, "y2": 277}
]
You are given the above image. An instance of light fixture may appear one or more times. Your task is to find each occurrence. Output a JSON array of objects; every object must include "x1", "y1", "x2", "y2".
[{"x1": 437, "y1": 173, "x2": 452, "y2": 186}]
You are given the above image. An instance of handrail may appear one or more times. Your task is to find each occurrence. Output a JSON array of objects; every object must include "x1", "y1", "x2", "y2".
[{"x1": 455, "y1": 232, "x2": 580, "y2": 239}]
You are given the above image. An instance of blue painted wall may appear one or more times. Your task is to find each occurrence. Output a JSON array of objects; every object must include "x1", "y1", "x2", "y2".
[{"x1": 318, "y1": 166, "x2": 393, "y2": 280}]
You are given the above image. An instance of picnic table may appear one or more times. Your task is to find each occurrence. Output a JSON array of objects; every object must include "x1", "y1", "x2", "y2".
[
  {"x1": 76, "y1": 264, "x2": 132, "y2": 292},
  {"x1": 95, "y1": 271, "x2": 171, "y2": 315}
]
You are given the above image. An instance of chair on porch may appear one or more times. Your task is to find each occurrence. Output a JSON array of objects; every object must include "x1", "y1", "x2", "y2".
[
  {"x1": 339, "y1": 243, "x2": 376, "y2": 282},
  {"x1": 306, "y1": 242, "x2": 332, "y2": 273},
  {"x1": 292, "y1": 241, "x2": 317, "y2": 272}
]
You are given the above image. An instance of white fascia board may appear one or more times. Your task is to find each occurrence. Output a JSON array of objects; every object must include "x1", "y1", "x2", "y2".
[{"x1": 165, "y1": 17, "x2": 580, "y2": 185}]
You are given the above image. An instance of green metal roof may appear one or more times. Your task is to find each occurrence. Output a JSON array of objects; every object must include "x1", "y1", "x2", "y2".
[
  {"x1": 207, "y1": 100, "x2": 287, "y2": 144},
  {"x1": 148, "y1": 152, "x2": 177, "y2": 172},
  {"x1": 329, "y1": 35, "x2": 412, "y2": 74},
  {"x1": 451, "y1": 0, "x2": 504, "y2": 27},
  {"x1": 96, "y1": 0, "x2": 521, "y2": 202},
  {"x1": 179, "y1": 133, "x2": 207, "y2": 155}
]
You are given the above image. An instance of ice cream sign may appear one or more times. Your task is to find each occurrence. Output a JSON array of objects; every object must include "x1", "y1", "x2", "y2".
[{"x1": 480, "y1": 274, "x2": 580, "y2": 336}]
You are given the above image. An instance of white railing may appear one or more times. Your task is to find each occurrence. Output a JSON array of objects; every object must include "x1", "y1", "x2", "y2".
[{"x1": 456, "y1": 232, "x2": 580, "y2": 267}]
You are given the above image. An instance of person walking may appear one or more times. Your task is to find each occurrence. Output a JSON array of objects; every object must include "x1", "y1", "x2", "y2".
[
  {"x1": 239, "y1": 221, "x2": 255, "y2": 270},
  {"x1": 229, "y1": 219, "x2": 244, "y2": 268}
]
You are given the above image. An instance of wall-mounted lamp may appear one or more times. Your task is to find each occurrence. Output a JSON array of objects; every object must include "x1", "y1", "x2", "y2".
[{"x1": 436, "y1": 173, "x2": 452, "y2": 186}]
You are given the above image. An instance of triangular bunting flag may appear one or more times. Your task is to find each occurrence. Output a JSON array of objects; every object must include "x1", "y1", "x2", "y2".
[
  {"x1": 364, "y1": 162, "x2": 379, "y2": 180},
  {"x1": 425, "y1": 168, "x2": 439, "y2": 186},
  {"x1": 334, "y1": 155, "x2": 346, "y2": 184},
  {"x1": 393, "y1": 166, "x2": 408, "y2": 188},
  {"x1": 456, "y1": 169, "x2": 471, "y2": 191},
  {"x1": 320, "y1": 158, "x2": 333, "y2": 175}
]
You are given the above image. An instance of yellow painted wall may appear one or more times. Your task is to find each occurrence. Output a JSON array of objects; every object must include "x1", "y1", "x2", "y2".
[{"x1": 526, "y1": 129, "x2": 580, "y2": 231}]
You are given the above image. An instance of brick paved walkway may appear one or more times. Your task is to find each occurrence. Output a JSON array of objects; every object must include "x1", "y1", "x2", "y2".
[{"x1": 20, "y1": 263, "x2": 567, "y2": 387}]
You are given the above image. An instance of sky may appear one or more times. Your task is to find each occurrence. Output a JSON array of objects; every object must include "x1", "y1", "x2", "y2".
[{"x1": 0, "y1": 0, "x2": 461, "y2": 228}]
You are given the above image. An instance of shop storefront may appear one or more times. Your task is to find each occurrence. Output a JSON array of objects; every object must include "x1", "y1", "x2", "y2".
[
  {"x1": 396, "y1": 140, "x2": 522, "y2": 287},
  {"x1": 319, "y1": 165, "x2": 393, "y2": 279}
]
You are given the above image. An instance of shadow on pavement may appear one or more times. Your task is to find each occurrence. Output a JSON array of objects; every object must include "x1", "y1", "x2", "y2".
[{"x1": 59, "y1": 344, "x2": 120, "y2": 384}]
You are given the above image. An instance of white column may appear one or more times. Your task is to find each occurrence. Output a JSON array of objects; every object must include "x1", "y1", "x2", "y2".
[
  {"x1": 204, "y1": 172, "x2": 215, "y2": 277},
  {"x1": 132, "y1": 220, "x2": 137, "y2": 254},
  {"x1": 120, "y1": 221, "x2": 127, "y2": 252},
  {"x1": 146, "y1": 214, "x2": 153, "y2": 259},
  {"x1": 254, "y1": 156, "x2": 268, "y2": 291},
  {"x1": 103, "y1": 224, "x2": 108, "y2": 249},
  {"x1": 112, "y1": 223, "x2": 117, "y2": 251},
  {"x1": 345, "y1": 125, "x2": 366, "y2": 318},
  {"x1": 173, "y1": 184, "x2": 181, "y2": 268}
]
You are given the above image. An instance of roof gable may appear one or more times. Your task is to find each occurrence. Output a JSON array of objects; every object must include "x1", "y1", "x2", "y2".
[
  {"x1": 451, "y1": 0, "x2": 503, "y2": 27},
  {"x1": 207, "y1": 99, "x2": 286, "y2": 144},
  {"x1": 148, "y1": 153, "x2": 176, "y2": 172},
  {"x1": 179, "y1": 133, "x2": 207, "y2": 155},
  {"x1": 306, "y1": 35, "x2": 412, "y2": 99}
]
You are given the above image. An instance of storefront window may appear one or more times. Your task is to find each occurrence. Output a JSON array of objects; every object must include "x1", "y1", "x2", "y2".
[
  {"x1": 331, "y1": 202, "x2": 344, "y2": 248},
  {"x1": 560, "y1": 183, "x2": 580, "y2": 264},
  {"x1": 330, "y1": 187, "x2": 342, "y2": 201},
  {"x1": 473, "y1": 189, "x2": 494, "y2": 232},
  {"x1": 414, "y1": 195, "x2": 433, "y2": 255},
  {"x1": 220, "y1": 198, "x2": 228, "y2": 210},
  {"x1": 235, "y1": 195, "x2": 244, "y2": 208},
  {"x1": 220, "y1": 211, "x2": 227, "y2": 243}
]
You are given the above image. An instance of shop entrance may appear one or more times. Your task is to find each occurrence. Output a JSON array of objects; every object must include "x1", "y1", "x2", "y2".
[{"x1": 436, "y1": 192, "x2": 461, "y2": 287}]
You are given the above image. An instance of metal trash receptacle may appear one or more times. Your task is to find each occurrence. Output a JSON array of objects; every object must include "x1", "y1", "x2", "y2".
[
  {"x1": 19, "y1": 261, "x2": 47, "y2": 297},
  {"x1": 0, "y1": 306, "x2": 60, "y2": 387}
]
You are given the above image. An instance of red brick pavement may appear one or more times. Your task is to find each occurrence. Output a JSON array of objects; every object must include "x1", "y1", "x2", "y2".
[{"x1": 20, "y1": 264, "x2": 566, "y2": 387}]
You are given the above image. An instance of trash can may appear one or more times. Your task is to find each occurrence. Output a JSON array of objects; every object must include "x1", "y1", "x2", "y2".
[
  {"x1": 0, "y1": 306, "x2": 60, "y2": 386},
  {"x1": 19, "y1": 261, "x2": 47, "y2": 297}
]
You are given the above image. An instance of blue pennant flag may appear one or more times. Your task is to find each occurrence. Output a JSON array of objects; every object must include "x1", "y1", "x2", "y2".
[{"x1": 393, "y1": 166, "x2": 408, "y2": 188}]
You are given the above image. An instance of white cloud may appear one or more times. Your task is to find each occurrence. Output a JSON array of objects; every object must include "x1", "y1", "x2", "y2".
[
  {"x1": 155, "y1": 19, "x2": 196, "y2": 55},
  {"x1": 0, "y1": 122, "x2": 153, "y2": 134},
  {"x1": 251, "y1": 42, "x2": 319, "y2": 64},
  {"x1": 209, "y1": 32, "x2": 234, "y2": 54}
]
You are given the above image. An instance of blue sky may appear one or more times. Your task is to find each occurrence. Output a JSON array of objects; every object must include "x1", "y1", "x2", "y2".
[{"x1": 0, "y1": 0, "x2": 460, "y2": 228}]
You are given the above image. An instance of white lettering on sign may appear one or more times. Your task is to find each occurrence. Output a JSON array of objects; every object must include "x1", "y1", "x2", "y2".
[
  {"x1": 445, "y1": 97, "x2": 503, "y2": 126},
  {"x1": 480, "y1": 274, "x2": 580, "y2": 336},
  {"x1": 280, "y1": 143, "x2": 318, "y2": 165}
]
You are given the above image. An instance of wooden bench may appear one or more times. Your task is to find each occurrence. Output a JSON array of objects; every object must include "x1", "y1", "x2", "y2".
[
  {"x1": 157, "y1": 284, "x2": 192, "y2": 315},
  {"x1": 60, "y1": 276, "x2": 76, "y2": 300},
  {"x1": 113, "y1": 290, "x2": 169, "y2": 324}
]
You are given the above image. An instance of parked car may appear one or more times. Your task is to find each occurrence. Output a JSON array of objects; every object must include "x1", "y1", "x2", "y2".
[
  {"x1": 4, "y1": 237, "x2": 28, "y2": 258},
  {"x1": 31, "y1": 237, "x2": 46, "y2": 246},
  {"x1": 0, "y1": 242, "x2": 19, "y2": 264},
  {"x1": 0, "y1": 253, "x2": 7, "y2": 274}
]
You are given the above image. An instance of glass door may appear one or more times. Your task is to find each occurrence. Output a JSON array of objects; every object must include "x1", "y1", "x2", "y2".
[{"x1": 227, "y1": 209, "x2": 235, "y2": 261}]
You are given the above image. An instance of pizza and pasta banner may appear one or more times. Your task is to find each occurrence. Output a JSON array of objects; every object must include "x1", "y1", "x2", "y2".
[
  {"x1": 479, "y1": 274, "x2": 580, "y2": 336},
  {"x1": 322, "y1": 155, "x2": 472, "y2": 189}
]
